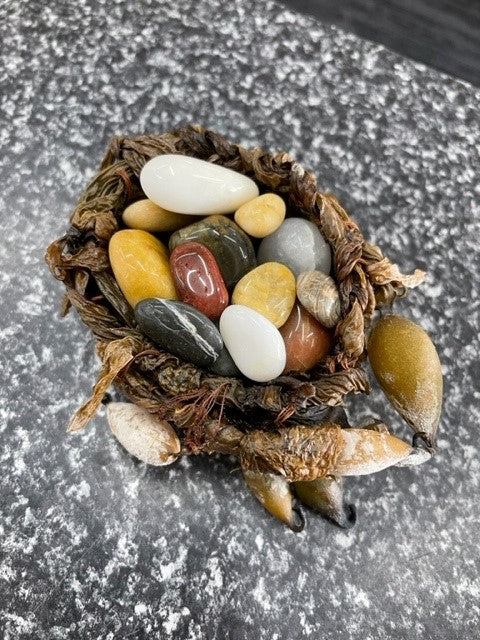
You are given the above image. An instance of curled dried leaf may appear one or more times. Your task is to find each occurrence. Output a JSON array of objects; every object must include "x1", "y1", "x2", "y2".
[
  {"x1": 94, "y1": 271, "x2": 136, "y2": 326},
  {"x1": 362, "y1": 241, "x2": 427, "y2": 302},
  {"x1": 312, "y1": 368, "x2": 370, "y2": 406},
  {"x1": 67, "y1": 336, "x2": 141, "y2": 432}
]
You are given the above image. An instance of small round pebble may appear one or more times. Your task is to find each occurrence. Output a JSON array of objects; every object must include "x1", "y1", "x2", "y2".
[{"x1": 234, "y1": 193, "x2": 286, "y2": 238}]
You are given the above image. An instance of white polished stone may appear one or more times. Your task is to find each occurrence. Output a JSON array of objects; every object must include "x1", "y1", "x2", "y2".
[
  {"x1": 140, "y1": 154, "x2": 259, "y2": 215},
  {"x1": 257, "y1": 217, "x2": 331, "y2": 277},
  {"x1": 219, "y1": 305, "x2": 286, "y2": 382}
]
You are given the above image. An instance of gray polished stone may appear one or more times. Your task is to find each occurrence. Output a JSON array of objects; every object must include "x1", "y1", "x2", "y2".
[
  {"x1": 258, "y1": 217, "x2": 332, "y2": 276},
  {"x1": 1, "y1": 0, "x2": 479, "y2": 638},
  {"x1": 135, "y1": 298, "x2": 223, "y2": 368}
]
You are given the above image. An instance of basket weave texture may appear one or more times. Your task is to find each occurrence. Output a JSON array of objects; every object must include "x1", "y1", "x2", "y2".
[{"x1": 46, "y1": 125, "x2": 424, "y2": 449}]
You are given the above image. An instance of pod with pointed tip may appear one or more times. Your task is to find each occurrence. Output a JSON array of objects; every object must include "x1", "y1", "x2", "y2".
[
  {"x1": 107, "y1": 402, "x2": 180, "y2": 466},
  {"x1": 293, "y1": 476, "x2": 356, "y2": 529},
  {"x1": 242, "y1": 469, "x2": 304, "y2": 532},
  {"x1": 240, "y1": 424, "x2": 412, "y2": 481},
  {"x1": 333, "y1": 429, "x2": 412, "y2": 476},
  {"x1": 368, "y1": 314, "x2": 443, "y2": 446}
]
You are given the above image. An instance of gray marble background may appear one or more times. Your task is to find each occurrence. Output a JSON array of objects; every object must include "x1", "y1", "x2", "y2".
[{"x1": 1, "y1": 0, "x2": 479, "y2": 638}]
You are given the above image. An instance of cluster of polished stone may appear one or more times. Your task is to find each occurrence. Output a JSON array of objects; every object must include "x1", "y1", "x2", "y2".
[{"x1": 108, "y1": 154, "x2": 344, "y2": 382}]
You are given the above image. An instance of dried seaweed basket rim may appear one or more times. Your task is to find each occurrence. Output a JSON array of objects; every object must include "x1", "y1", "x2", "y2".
[{"x1": 45, "y1": 124, "x2": 425, "y2": 451}]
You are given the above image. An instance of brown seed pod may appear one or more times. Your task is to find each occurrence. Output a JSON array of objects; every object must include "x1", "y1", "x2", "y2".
[
  {"x1": 242, "y1": 469, "x2": 304, "y2": 532},
  {"x1": 240, "y1": 424, "x2": 411, "y2": 481},
  {"x1": 333, "y1": 429, "x2": 412, "y2": 476},
  {"x1": 107, "y1": 402, "x2": 181, "y2": 466},
  {"x1": 293, "y1": 476, "x2": 356, "y2": 529}
]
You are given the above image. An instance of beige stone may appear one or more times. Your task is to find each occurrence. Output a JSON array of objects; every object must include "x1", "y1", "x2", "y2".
[
  {"x1": 234, "y1": 193, "x2": 286, "y2": 238},
  {"x1": 122, "y1": 199, "x2": 196, "y2": 232}
]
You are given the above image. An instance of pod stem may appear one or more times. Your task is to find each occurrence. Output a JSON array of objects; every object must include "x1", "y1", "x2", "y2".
[
  {"x1": 289, "y1": 506, "x2": 306, "y2": 533},
  {"x1": 412, "y1": 432, "x2": 435, "y2": 455}
]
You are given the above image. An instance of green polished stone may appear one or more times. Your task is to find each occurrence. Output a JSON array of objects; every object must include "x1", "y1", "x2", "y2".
[{"x1": 169, "y1": 215, "x2": 256, "y2": 288}]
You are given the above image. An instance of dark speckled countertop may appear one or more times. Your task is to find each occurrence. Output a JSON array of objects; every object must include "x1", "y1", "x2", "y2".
[{"x1": 1, "y1": 1, "x2": 479, "y2": 638}]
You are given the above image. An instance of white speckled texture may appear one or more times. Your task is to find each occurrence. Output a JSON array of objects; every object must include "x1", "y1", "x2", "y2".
[{"x1": 1, "y1": 0, "x2": 479, "y2": 638}]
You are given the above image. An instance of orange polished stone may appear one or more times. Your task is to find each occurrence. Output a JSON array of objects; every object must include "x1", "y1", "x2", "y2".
[{"x1": 280, "y1": 302, "x2": 333, "y2": 373}]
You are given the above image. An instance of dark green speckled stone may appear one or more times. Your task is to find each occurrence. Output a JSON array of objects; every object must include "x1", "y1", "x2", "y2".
[{"x1": 169, "y1": 215, "x2": 256, "y2": 288}]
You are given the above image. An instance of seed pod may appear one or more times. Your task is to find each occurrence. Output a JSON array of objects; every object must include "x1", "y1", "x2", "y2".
[
  {"x1": 296, "y1": 271, "x2": 341, "y2": 328},
  {"x1": 368, "y1": 314, "x2": 443, "y2": 446},
  {"x1": 107, "y1": 402, "x2": 180, "y2": 466},
  {"x1": 241, "y1": 425, "x2": 343, "y2": 482},
  {"x1": 240, "y1": 424, "x2": 411, "y2": 481},
  {"x1": 333, "y1": 429, "x2": 412, "y2": 476},
  {"x1": 293, "y1": 476, "x2": 356, "y2": 529},
  {"x1": 242, "y1": 469, "x2": 304, "y2": 532}
]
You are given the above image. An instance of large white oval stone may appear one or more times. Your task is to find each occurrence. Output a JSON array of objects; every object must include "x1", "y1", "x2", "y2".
[
  {"x1": 219, "y1": 305, "x2": 286, "y2": 382},
  {"x1": 140, "y1": 154, "x2": 259, "y2": 215}
]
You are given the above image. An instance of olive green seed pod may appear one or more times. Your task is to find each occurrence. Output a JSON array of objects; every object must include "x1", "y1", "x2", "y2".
[
  {"x1": 293, "y1": 476, "x2": 356, "y2": 528},
  {"x1": 368, "y1": 314, "x2": 443, "y2": 446}
]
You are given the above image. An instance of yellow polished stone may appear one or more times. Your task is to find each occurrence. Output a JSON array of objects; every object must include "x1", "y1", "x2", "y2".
[
  {"x1": 122, "y1": 199, "x2": 196, "y2": 232},
  {"x1": 234, "y1": 193, "x2": 286, "y2": 238},
  {"x1": 108, "y1": 229, "x2": 177, "y2": 308},
  {"x1": 232, "y1": 262, "x2": 295, "y2": 328}
]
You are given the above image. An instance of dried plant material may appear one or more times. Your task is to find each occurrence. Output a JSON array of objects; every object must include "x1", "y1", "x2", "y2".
[
  {"x1": 293, "y1": 476, "x2": 356, "y2": 529},
  {"x1": 204, "y1": 423, "x2": 244, "y2": 455},
  {"x1": 107, "y1": 402, "x2": 180, "y2": 465},
  {"x1": 46, "y1": 235, "x2": 111, "y2": 277},
  {"x1": 312, "y1": 368, "x2": 370, "y2": 406},
  {"x1": 240, "y1": 424, "x2": 411, "y2": 481},
  {"x1": 67, "y1": 336, "x2": 140, "y2": 432},
  {"x1": 362, "y1": 241, "x2": 426, "y2": 307},
  {"x1": 94, "y1": 272, "x2": 136, "y2": 326},
  {"x1": 334, "y1": 299, "x2": 365, "y2": 367},
  {"x1": 333, "y1": 429, "x2": 412, "y2": 476},
  {"x1": 365, "y1": 255, "x2": 426, "y2": 289},
  {"x1": 242, "y1": 469, "x2": 304, "y2": 532},
  {"x1": 240, "y1": 425, "x2": 344, "y2": 482}
]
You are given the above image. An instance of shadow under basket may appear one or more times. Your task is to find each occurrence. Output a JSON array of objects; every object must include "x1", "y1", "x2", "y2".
[{"x1": 45, "y1": 124, "x2": 427, "y2": 530}]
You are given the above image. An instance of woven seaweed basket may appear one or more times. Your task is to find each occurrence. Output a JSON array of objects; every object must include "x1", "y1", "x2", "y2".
[{"x1": 46, "y1": 124, "x2": 425, "y2": 453}]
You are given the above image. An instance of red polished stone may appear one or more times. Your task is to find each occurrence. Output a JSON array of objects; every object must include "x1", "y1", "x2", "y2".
[
  {"x1": 280, "y1": 301, "x2": 333, "y2": 373},
  {"x1": 170, "y1": 242, "x2": 229, "y2": 319}
]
